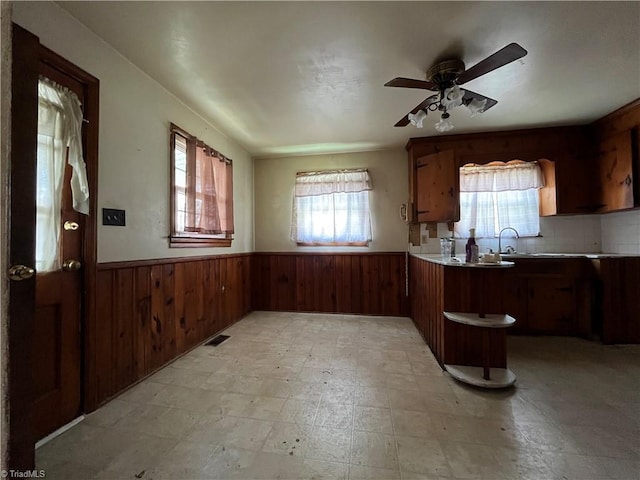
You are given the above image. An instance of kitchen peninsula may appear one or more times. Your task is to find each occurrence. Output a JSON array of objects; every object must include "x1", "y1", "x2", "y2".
[{"x1": 409, "y1": 254, "x2": 517, "y2": 387}]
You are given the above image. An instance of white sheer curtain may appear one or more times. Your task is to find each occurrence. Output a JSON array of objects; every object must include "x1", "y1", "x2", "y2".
[
  {"x1": 455, "y1": 161, "x2": 544, "y2": 238},
  {"x1": 36, "y1": 77, "x2": 89, "y2": 272},
  {"x1": 291, "y1": 170, "x2": 372, "y2": 244}
]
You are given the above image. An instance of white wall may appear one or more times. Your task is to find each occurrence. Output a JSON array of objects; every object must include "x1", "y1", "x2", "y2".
[
  {"x1": 600, "y1": 210, "x2": 640, "y2": 254},
  {"x1": 254, "y1": 149, "x2": 409, "y2": 252},
  {"x1": 13, "y1": 1, "x2": 254, "y2": 263},
  {"x1": 409, "y1": 215, "x2": 603, "y2": 256}
]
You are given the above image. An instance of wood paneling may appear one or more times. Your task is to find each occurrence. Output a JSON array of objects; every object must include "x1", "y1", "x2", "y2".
[
  {"x1": 599, "y1": 257, "x2": 640, "y2": 344},
  {"x1": 252, "y1": 253, "x2": 408, "y2": 316},
  {"x1": 410, "y1": 256, "x2": 508, "y2": 369},
  {"x1": 88, "y1": 254, "x2": 251, "y2": 409}
]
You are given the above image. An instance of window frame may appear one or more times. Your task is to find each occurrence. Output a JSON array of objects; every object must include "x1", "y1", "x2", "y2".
[
  {"x1": 291, "y1": 169, "x2": 372, "y2": 247},
  {"x1": 169, "y1": 123, "x2": 233, "y2": 248}
]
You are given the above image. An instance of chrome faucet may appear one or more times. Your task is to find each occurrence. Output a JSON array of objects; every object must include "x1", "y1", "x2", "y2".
[{"x1": 498, "y1": 227, "x2": 520, "y2": 253}]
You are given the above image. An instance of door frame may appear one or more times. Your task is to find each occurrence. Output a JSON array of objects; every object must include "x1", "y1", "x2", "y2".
[{"x1": 7, "y1": 24, "x2": 99, "y2": 468}]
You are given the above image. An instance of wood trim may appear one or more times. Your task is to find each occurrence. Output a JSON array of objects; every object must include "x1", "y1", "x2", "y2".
[
  {"x1": 8, "y1": 23, "x2": 40, "y2": 471},
  {"x1": 405, "y1": 125, "x2": 585, "y2": 153},
  {"x1": 169, "y1": 237, "x2": 232, "y2": 248},
  {"x1": 97, "y1": 252, "x2": 252, "y2": 270}
]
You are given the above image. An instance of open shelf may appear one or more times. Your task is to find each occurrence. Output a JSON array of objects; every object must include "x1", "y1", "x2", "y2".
[
  {"x1": 444, "y1": 364, "x2": 516, "y2": 388},
  {"x1": 443, "y1": 312, "x2": 516, "y2": 328}
]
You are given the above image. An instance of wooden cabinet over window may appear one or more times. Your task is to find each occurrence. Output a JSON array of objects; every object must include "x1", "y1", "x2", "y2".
[{"x1": 406, "y1": 126, "x2": 593, "y2": 223}]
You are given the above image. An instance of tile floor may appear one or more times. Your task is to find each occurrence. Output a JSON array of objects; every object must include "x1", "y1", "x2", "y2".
[{"x1": 36, "y1": 311, "x2": 640, "y2": 480}]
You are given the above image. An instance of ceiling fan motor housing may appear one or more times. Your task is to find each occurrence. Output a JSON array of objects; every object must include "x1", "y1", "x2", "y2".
[{"x1": 426, "y1": 59, "x2": 465, "y2": 89}]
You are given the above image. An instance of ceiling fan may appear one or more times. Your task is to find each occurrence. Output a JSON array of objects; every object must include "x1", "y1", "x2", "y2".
[{"x1": 385, "y1": 43, "x2": 527, "y2": 131}]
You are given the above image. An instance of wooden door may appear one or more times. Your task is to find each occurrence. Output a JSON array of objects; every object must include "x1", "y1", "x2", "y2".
[
  {"x1": 8, "y1": 24, "x2": 99, "y2": 468},
  {"x1": 31, "y1": 165, "x2": 84, "y2": 440},
  {"x1": 415, "y1": 150, "x2": 459, "y2": 222}
]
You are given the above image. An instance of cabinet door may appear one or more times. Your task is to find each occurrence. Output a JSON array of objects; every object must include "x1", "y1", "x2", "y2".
[
  {"x1": 503, "y1": 274, "x2": 528, "y2": 333},
  {"x1": 596, "y1": 130, "x2": 634, "y2": 212},
  {"x1": 415, "y1": 150, "x2": 459, "y2": 222},
  {"x1": 527, "y1": 277, "x2": 575, "y2": 335}
]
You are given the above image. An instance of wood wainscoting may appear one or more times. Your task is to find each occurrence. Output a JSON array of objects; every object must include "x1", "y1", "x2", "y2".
[
  {"x1": 87, "y1": 254, "x2": 251, "y2": 410},
  {"x1": 252, "y1": 252, "x2": 408, "y2": 316}
]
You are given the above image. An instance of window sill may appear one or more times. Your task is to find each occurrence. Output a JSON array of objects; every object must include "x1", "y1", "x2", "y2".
[
  {"x1": 296, "y1": 241, "x2": 369, "y2": 247},
  {"x1": 170, "y1": 236, "x2": 232, "y2": 248}
]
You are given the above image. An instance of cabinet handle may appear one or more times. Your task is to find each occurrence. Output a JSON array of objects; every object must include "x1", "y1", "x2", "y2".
[
  {"x1": 624, "y1": 174, "x2": 632, "y2": 186},
  {"x1": 556, "y1": 287, "x2": 572, "y2": 292}
]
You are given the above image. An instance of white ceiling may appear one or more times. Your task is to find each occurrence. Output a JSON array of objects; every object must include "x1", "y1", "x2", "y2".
[{"x1": 58, "y1": 1, "x2": 640, "y2": 158}]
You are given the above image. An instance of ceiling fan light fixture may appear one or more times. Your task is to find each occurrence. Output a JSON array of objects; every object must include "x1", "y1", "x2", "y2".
[
  {"x1": 408, "y1": 109, "x2": 427, "y2": 128},
  {"x1": 435, "y1": 115, "x2": 454, "y2": 133},
  {"x1": 440, "y1": 85, "x2": 464, "y2": 110},
  {"x1": 466, "y1": 97, "x2": 487, "y2": 116}
]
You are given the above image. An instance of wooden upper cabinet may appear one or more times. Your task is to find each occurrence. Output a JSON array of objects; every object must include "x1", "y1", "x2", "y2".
[
  {"x1": 595, "y1": 129, "x2": 635, "y2": 213},
  {"x1": 415, "y1": 150, "x2": 459, "y2": 222},
  {"x1": 591, "y1": 99, "x2": 640, "y2": 213}
]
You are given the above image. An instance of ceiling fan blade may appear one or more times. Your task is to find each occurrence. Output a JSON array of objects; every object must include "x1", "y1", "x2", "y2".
[
  {"x1": 394, "y1": 94, "x2": 439, "y2": 127},
  {"x1": 385, "y1": 77, "x2": 437, "y2": 90},
  {"x1": 457, "y1": 43, "x2": 527, "y2": 85},
  {"x1": 461, "y1": 89, "x2": 498, "y2": 112}
]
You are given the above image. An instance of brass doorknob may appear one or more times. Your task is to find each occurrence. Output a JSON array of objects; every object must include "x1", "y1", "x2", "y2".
[
  {"x1": 9, "y1": 264, "x2": 35, "y2": 281},
  {"x1": 62, "y1": 259, "x2": 82, "y2": 271},
  {"x1": 64, "y1": 221, "x2": 80, "y2": 231}
]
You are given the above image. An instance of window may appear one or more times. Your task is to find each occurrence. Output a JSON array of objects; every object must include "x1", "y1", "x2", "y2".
[
  {"x1": 291, "y1": 169, "x2": 372, "y2": 246},
  {"x1": 454, "y1": 161, "x2": 544, "y2": 238},
  {"x1": 36, "y1": 77, "x2": 90, "y2": 272},
  {"x1": 170, "y1": 123, "x2": 233, "y2": 247}
]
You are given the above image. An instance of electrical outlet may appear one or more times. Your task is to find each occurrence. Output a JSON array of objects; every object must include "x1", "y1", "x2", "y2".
[{"x1": 102, "y1": 208, "x2": 126, "y2": 226}]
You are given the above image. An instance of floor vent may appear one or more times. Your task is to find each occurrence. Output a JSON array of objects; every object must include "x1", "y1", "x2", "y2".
[{"x1": 205, "y1": 335, "x2": 230, "y2": 347}]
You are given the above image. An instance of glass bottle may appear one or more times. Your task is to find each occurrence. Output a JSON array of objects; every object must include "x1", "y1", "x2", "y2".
[{"x1": 465, "y1": 228, "x2": 477, "y2": 263}]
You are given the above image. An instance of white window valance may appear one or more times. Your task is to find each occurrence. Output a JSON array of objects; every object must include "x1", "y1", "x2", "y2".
[
  {"x1": 294, "y1": 169, "x2": 372, "y2": 197},
  {"x1": 460, "y1": 161, "x2": 544, "y2": 193}
]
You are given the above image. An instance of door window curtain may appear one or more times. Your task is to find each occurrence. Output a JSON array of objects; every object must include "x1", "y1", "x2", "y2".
[
  {"x1": 454, "y1": 161, "x2": 544, "y2": 238},
  {"x1": 291, "y1": 169, "x2": 372, "y2": 244},
  {"x1": 36, "y1": 77, "x2": 89, "y2": 272}
]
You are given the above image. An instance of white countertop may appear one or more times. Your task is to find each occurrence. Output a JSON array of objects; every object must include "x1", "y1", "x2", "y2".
[
  {"x1": 500, "y1": 252, "x2": 639, "y2": 259},
  {"x1": 411, "y1": 254, "x2": 514, "y2": 268}
]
